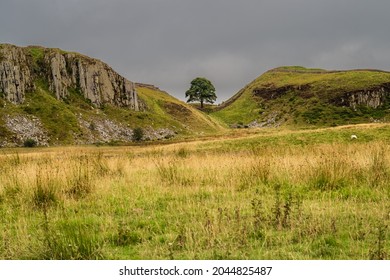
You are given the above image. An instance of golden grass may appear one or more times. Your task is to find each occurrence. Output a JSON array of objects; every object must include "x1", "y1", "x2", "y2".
[{"x1": 0, "y1": 129, "x2": 389, "y2": 259}]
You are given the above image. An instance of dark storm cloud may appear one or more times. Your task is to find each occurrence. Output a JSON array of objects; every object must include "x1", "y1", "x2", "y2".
[{"x1": 1, "y1": 0, "x2": 390, "y2": 102}]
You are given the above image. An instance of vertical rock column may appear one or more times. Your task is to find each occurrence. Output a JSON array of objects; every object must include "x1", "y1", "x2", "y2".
[{"x1": 0, "y1": 45, "x2": 34, "y2": 104}]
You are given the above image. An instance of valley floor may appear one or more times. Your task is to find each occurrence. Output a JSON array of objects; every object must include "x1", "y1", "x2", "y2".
[{"x1": 0, "y1": 124, "x2": 389, "y2": 259}]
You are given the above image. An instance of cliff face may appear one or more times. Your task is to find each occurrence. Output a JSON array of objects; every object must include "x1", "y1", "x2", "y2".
[
  {"x1": 0, "y1": 44, "x2": 34, "y2": 103},
  {"x1": 344, "y1": 86, "x2": 390, "y2": 110},
  {"x1": 0, "y1": 44, "x2": 141, "y2": 110}
]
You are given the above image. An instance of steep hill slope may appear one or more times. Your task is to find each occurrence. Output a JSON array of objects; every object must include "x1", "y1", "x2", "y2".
[
  {"x1": 0, "y1": 44, "x2": 224, "y2": 146},
  {"x1": 212, "y1": 66, "x2": 390, "y2": 128}
]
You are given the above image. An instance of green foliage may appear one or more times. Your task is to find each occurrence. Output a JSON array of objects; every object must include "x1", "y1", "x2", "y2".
[
  {"x1": 0, "y1": 124, "x2": 8, "y2": 138},
  {"x1": 132, "y1": 127, "x2": 144, "y2": 142},
  {"x1": 185, "y1": 77, "x2": 217, "y2": 108},
  {"x1": 23, "y1": 138, "x2": 37, "y2": 147}
]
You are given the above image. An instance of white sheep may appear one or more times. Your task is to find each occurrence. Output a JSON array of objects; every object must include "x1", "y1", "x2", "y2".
[{"x1": 350, "y1": 134, "x2": 358, "y2": 140}]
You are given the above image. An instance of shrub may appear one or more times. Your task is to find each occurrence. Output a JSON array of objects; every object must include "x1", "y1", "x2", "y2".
[
  {"x1": 132, "y1": 127, "x2": 144, "y2": 142},
  {"x1": 24, "y1": 138, "x2": 37, "y2": 147}
]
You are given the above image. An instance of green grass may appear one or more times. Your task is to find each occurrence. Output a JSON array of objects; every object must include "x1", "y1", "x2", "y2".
[
  {"x1": 27, "y1": 46, "x2": 45, "y2": 62},
  {"x1": 211, "y1": 90, "x2": 262, "y2": 125},
  {"x1": 136, "y1": 86, "x2": 226, "y2": 135},
  {"x1": 212, "y1": 66, "x2": 390, "y2": 127},
  {"x1": 21, "y1": 86, "x2": 82, "y2": 144},
  {"x1": 26, "y1": 46, "x2": 46, "y2": 74}
]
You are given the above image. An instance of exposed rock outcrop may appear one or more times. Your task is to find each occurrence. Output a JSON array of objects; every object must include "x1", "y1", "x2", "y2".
[
  {"x1": 45, "y1": 51, "x2": 140, "y2": 109},
  {"x1": 77, "y1": 114, "x2": 176, "y2": 144},
  {"x1": 335, "y1": 84, "x2": 390, "y2": 110},
  {"x1": 348, "y1": 88, "x2": 385, "y2": 110},
  {"x1": 330, "y1": 83, "x2": 390, "y2": 111},
  {"x1": 0, "y1": 44, "x2": 142, "y2": 110},
  {"x1": 254, "y1": 81, "x2": 390, "y2": 110},
  {"x1": 253, "y1": 84, "x2": 312, "y2": 100},
  {"x1": 0, "y1": 44, "x2": 34, "y2": 104},
  {"x1": 3, "y1": 114, "x2": 49, "y2": 147}
]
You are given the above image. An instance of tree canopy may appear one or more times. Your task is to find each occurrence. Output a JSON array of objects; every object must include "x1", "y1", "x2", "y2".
[{"x1": 185, "y1": 77, "x2": 216, "y2": 108}]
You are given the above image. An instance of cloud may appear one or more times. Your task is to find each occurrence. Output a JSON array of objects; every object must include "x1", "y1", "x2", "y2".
[{"x1": 1, "y1": 0, "x2": 390, "y2": 102}]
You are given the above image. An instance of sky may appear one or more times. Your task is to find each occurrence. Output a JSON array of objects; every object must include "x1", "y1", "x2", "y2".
[{"x1": 1, "y1": 0, "x2": 390, "y2": 103}]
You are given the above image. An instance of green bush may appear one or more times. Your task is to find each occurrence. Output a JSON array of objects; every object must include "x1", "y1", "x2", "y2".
[
  {"x1": 132, "y1": 127, "x2": 144, "y2": 142},
  {"x1": 24, "y1": 138, "x2": 37, "y2": 147}
]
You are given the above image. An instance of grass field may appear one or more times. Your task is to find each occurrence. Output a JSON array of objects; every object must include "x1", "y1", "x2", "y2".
[{"x1": 0, "y1": 124, "x2": 389, "y2": 259}]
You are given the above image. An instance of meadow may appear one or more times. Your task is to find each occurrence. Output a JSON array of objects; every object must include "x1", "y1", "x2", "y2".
[{"x1": 0, "y1": 124, "x2": 389, "y2": 260}]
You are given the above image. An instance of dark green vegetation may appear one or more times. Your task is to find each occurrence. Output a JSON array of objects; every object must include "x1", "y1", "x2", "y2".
[
  {"x1": 212, "y1": 67, "x2": 390, "y2": 128},
  {"x1": 132, "y1": 127, "x2": 144, "y2": 142},
  {"x1": 185, "y1": 77, "x2": 217, "y2": 108},
  {"x1": 23, "y1": 138, "x2": 37, "y2": 148}
]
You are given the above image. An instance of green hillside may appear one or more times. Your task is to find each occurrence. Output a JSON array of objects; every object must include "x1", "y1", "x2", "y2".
[
  {"x1": 136, "y1": 85, "x2": 226, "y2": 134},
  {"x1": 0, "y1": 82, "x2": 225, "y2": 146},
  {"x1": 212, "y1": 66, "x2": 390, "y2": 128}
]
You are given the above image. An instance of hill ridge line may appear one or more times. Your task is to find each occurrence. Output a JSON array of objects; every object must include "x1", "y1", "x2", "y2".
[{"x1": 269, "y1": 68, "x2": 390, "y2": 74}]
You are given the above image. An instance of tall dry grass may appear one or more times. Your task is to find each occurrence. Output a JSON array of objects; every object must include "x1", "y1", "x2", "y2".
[{"x1": 0, "y1": 140, "x2": 388, "y2": 259}]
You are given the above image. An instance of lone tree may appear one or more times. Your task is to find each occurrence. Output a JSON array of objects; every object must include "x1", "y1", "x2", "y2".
[{"x1": 185, "y1": 77, "x2": 216, "y2": 108}]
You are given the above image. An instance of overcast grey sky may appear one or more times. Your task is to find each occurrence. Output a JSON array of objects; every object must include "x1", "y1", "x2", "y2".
[{"x1": 1, "y1": 0, "x2": 390, "y2": 102}]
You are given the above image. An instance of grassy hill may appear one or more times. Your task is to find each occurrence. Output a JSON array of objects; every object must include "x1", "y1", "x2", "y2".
[
  {"x1": 211, "y1": 66, "x2": 390, "y2": 128},
  {"x1": 135, "y1": 85, "x2": 226, "y2": 134}
]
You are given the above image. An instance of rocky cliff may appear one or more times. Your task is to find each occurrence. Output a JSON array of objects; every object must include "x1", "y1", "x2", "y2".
[
  {"x1": 0, "y1": 44, "x2": 141, "y2": 110},
  {"x1": 0, "y1": 44, "x2": 34, "y2": 103},
  {"x1": 336, "y1": 84, "x2": 390, "y2": 110}
]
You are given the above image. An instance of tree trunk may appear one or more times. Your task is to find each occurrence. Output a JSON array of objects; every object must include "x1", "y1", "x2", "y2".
[{"x1": 200, "y1": 99, "x2": 204, "y2": 108}]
